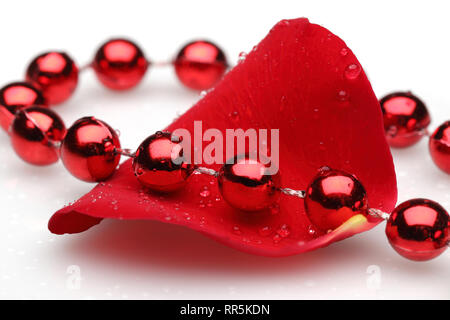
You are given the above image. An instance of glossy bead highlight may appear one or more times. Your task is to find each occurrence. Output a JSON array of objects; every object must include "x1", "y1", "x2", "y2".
[
  {"x1": 218, "y1": 154, "x2": 281, "y2": 211},
  {"x1": 386, "y1": 198, "x2": 449, "y2": 261},
  {"x1": 133, "y1": 132, "x2": 194, "y2": 192},
  {"x1": 60, "y1": 117, "x2": 121, "y2": 182},
  {"x1": 26, "y1": 52, "x2": 78, "y2": 105},
  {"x1": 429, "y1": 121, "x2": 450, "y2": 174},
  {"x1": 379, "y1": 92, "x2": 430, "y2": 148},
  {"x1": 93, "y1": 38, "x2": 149, "y2": 90},
  {"x1": 10, "y1": 106, "x2": 66, "y2": 165},
  {"x1": 0, "y1": 82, "x2": 47, "y2": 131},
  {"x1": 304, "y1": 167, "x2": 369, "y2": 232},
  {"x1": 174, "y1": 40, "x2": 228, "y2": 90}
]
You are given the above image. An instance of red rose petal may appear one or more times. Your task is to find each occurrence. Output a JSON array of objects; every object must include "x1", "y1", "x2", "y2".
[{"x1": 49, "y1": 18, "x2": 397, "y2": 256}]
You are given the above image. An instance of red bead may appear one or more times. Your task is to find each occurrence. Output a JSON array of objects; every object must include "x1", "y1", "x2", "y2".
[
  {"x1": 385, "y1": 199, "x2": 449, "y2": 261},
  {"x1": 174, "y1": 40, "x2": 228, "y2": 90},
  {"x1": 10, "y1": 106, "x2": 66, "y2": 166},
  {"x1": 218, "y1": 154, "x2": 281, "y2": 211},
  {"x1": 60, "y1": 117, "x2": 121, "y2": 182},
  {"x1": 379, "y1": 92, "x2": 430, "y2": 148},
  {"x1": 133, "y1": 132, "x2": 194, "y2": 192},
  {"x1": 26, "y1": 52, "x2": 78, "y2": 105},
  {"x1": 429, "y1": 121, "x2": 450, "y2": 174},
  {"x1": 92, "y1": 38, "x2": 148, "y2": 90},
  {"x1": 0, "y1": 82, "x2": 47, "y2": 131},
  {"x1": 304, "y1": 167, "x2": 369, "y2": 232}
]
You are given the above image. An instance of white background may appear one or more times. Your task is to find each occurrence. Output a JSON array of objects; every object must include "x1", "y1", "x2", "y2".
[{"x1": 0, "y1": 0, "x2": 448, "y2": 299}]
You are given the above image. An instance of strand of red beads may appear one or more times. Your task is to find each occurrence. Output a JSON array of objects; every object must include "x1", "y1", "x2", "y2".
[
  {"x1": 379, "y1": 91, "x2": 450, "y2": 174},
  {"x1": 130, "y1": 131, "x2": 449, "y2": 262},
  {"x1": 0, "y1": 38, "x2": 229, "y2": 170},
  {"x1": 0, "y1": 39, "x2": 448, "y2": 262}
]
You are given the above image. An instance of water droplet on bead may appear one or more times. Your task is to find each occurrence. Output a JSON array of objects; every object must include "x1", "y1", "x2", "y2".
[
  {"x1": 308, "y1": 225, "x2": 317, "y2": 235},
  {"x1": 344, "y1": 64, "x2": 361, "y2": 80},
  {"x1": 387, "y1": 126, "x2": 398, "y2": 137}
]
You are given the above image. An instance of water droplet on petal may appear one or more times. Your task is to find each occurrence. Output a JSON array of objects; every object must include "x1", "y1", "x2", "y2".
[
  {"x1": 232, "y1": 226, "x2": 242, "y2": 235},
  {"x1": 270, "y1": 204, "x2": 280, "y2": 215},
  {"x1": 336, "y1": 90, "x2": 349, "y2": 102},
  {"x1": 229, "y1": 110, "x2": 239, "y2": 121},
  {"x1": 199, "y1": 189, "x2": 210, "y2": 198},
  {"x1": 280, "y1": 95, "x2": 287, "y2": 112},
  {"x1": 277, "y1": 224, "x2": 290, "y2": 238},
  {"x1": 272, "y1": 234, "x2": 281, "y2": 244},
  {"x1": 340, "y1": 47, "x2": 349, "y2": 56},
  {"x1": 258, "y1": 226, "x2": 272, "y2": 237},
  {"x1": 344, "y1": 64, "x2": 361, "y2": 80},
  {"x1": 318, "y1": 141, "x2": 326, "y2": 151},
  {"x1": 238, "y1": 52, "x2": 247, "y2": 63},
  {"x1": 308, "y1": 225, "x2": 317, "y2": 235}
]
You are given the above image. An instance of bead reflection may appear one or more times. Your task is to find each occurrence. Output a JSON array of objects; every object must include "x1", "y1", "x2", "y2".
[
  {"x1": 429, "y1": 121, "x2": 450, "y2": 174},
  {"x1": 386, "y1": 198, "x2": 449, "y2": 261},
  {"x1": 10, "y1": 106, "x2": 66, "y2": 166},
  {"x1": 26, "y1": 52, "x2": 78, "y2": 105},
  {"x1": 60, "y1": 117, "x2": 121, "y2": 182},
  {"x1": 133, "y1": 132, "x2": 194, "y2": 192},
  {"x1": 218, "y1": 154, "x2": 281, "y2": 212},
  {"x1": 304, "y1": 167, "x2": 368, "y2": 232},
  {"x1": 93, "y1": 38, "x2": 148, "y2": 90},
  {"x1": 0, "y1": 82, "x2": 46, "y2": 131},
  {"x1": 379, "y1": 92, "x2": 430, "y2": 148},
  {"x1": 174, "y1": 40, "x2": 228, "y2": 90}
]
